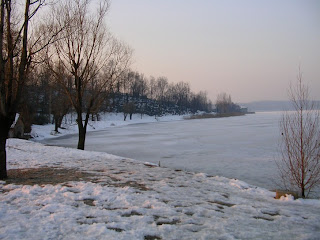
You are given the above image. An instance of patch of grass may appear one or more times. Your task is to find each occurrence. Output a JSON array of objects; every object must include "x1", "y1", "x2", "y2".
[
  {"x1": 253, "y1": 216, "x2": 274, "y2": 221},
  {"x1": 156, "y1": 218, "x2": 180, "y2": 225},
  {"x1": 108, "y1": 227, "x2": 124, "y2": 232},
  {"x1": 208, "y1": 200, "x2": 235, "y2": 208},
  {"x1": 144, "y1": 235, "x2": 162, "y2": 240},
  {"x1": 83, "y1": 199, "x2": 95, "y2": 206},
  {"x1": 121, "y1": 210, "x2": 143, "y2": 217},
  {"x1": 261, "y1": 210, "x2": 280, "y2": 217},
  {"x1": 112, "y1": 181, "x2": 149, "y2": 191}
]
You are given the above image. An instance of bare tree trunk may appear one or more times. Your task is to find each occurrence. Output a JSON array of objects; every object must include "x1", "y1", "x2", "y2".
[
  {"x1": 0, "y1": 0, "x2": 31, "y2": 179},
  {"x1": 54, "y1": 120, "x2": 59, "y2": 132},
  {"x1": 77, "y1": 124, "x2": 86, "y2": 150},
  {"x1": 75, "y1": 108, "x2": 90, "y2": 150},
  {"x1": 300, "y1": 104, "x2": 305, "y2": 198},
  {"x1": 54, "y1": 115, "x2": 64, "y2": 132},
  {"x1": 0, "y1": 111, "x2": 15, "y2": 179},
  {"x1": 76, "y1": 108, "x2": 84, "y2": 150},
  {"x1": 0, "y1": 116, "x2": 10, "y2": 179},
  {"x1": 0, "y1": 137, "x2": 7, "y2": 179}
]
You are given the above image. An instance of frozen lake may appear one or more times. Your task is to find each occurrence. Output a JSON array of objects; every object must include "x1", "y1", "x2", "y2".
[{"x1": 44, "y1": 112, "x2": 283, "y2": 190}]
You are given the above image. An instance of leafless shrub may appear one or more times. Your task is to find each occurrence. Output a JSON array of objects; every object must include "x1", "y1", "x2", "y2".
[{"x1": 277, "y1": 70, "x2": 320, "y2": 198}]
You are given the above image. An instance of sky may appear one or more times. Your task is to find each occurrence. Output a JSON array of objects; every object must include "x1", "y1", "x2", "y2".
[{"x1": 106, "y1": 0, "x2": 320, "y2": 103}]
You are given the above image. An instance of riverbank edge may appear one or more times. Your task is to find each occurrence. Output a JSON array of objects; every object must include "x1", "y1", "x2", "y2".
[{"x1": 184, "y1": 112, "x2": 255, "y2": 120}]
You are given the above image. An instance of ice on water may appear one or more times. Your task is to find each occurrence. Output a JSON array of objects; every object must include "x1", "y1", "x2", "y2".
[{"x1": 43, "y1": 112, "x2": 282, "y2": 190}]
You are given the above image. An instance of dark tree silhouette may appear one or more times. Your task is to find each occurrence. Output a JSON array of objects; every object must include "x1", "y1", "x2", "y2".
[
  {"x1": 0, "y1": 0, "x2": 47, "y2": 179},
  {"x1": 46, "y1": 0, "x2": 131, "y2": 150}
]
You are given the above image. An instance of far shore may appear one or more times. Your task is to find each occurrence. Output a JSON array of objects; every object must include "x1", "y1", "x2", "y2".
[{"x1": 184, "y1": 112, "x2": 255, "y2": 120}]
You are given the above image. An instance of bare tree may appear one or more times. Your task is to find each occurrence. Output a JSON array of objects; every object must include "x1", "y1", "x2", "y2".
[
  {"x1": 123, "y1": 102, "x2": 135, "y2": 121},
  {"x1": 277, "y1": 71, "x2": 320, "y2": 198},
  {"x1": 215, "y1": 92, "x2": 232, "y2": 114},
  {"x1": 148, "y1": 76, "x2": 156, "y2": 99},
  {"x1": 0, "y1": 0, "x2": 48, "y2": 179},
  {"x1": 190, "y1": 91, "x2": 212, "y2": 112},
  {"x1": 215, "y1": 92, "x2": 240, "y2": 114},
  {"x1": 49, "y1": 66, "x2": 72, "y2": 133},
  {"x1": 155, "y1": 77, "x2": 168, "y2": 102},
  {"x1": 47, "y1": 0, "x2": 131, "y2": 150}
]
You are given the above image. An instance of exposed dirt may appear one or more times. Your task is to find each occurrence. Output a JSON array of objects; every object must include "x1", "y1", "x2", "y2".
[
  {"x1": 4, "y1": 167, "x2": 149, "y2": 192},
  {"x1": 6, "y1": 167, "x2": 96, "y2": 186}
]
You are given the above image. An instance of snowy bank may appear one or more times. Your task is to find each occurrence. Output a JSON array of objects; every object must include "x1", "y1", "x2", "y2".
[
  {"x1": 1, "y1": 139, "x2": 320, "y2": 239},
  {"x1": 31, "y1": 113, "x2": 187, "y2": 141}
]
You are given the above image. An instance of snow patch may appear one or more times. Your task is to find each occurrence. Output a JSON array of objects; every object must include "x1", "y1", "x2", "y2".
[{"x1": 1, "y1": 139, "x2": 319, "y2": 239}]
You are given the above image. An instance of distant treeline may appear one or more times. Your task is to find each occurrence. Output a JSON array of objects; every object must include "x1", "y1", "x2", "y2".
[{"x1": 21, "y1": 70, "x2": 213, "y2": 131}]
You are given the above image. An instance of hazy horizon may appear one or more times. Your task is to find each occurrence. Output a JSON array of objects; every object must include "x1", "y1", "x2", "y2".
[{"x1": 107, "y1": 0, "x2": 320, "y2": 103}]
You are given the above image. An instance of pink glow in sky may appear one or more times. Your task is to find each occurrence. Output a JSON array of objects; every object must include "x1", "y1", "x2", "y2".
[{"x1": 107, "y1": 0, "x2": 320, "y2": 102}]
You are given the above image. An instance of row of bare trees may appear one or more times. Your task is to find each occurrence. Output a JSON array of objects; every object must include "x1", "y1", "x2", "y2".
[
  {"x1": 110, "y1": 71, "x2": 212, "y2": 113},
  {"x1": 25, "y1": 68, "x2": 213, "y2": 127},
  {"x1": 0, "y1": 0, "x2": 213, "y2": 179},
  {"x1": 0, "y1": 0, "x2": 132, "y2": 179},
  {"x1": 43, "y1": 0, "x2": 132, "y2": 149}
]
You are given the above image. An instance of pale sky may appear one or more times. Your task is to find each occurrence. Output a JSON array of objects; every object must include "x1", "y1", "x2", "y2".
[{"x1": 107, "y1": 0, "x2": 320, "y2": 103}]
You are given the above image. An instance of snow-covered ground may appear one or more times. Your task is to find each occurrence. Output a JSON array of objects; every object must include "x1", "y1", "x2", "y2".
[
  {"x1": 31, "y1": 113, "x2": 186, "y2": 141},
  {"x1": 1, "y1": 139, "x2": 320, "y2": 239}
]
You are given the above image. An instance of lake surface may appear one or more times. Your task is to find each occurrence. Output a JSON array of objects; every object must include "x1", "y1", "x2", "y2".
[{"x1": 43, "y1": 112, "x2": 283, "y2": 190}]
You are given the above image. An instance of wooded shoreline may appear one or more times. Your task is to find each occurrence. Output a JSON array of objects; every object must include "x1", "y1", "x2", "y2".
[{"x1": 184, "y1": 112, "x2": 255, "y2": 120}]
